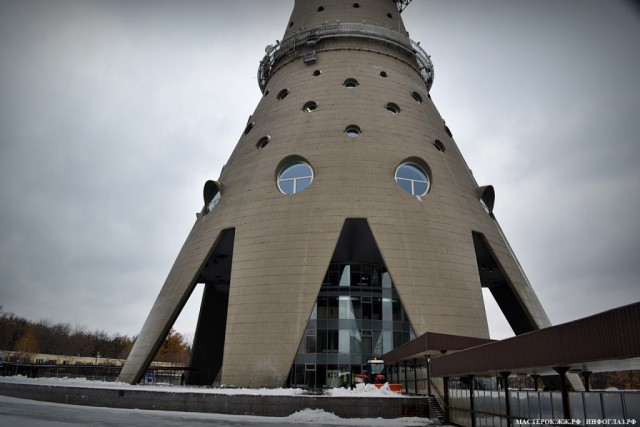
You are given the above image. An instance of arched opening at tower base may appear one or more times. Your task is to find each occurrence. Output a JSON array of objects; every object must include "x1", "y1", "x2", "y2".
[
  {"x1": 471, "y1": 231, "x2": 538, "y2": 336},
  {"x1": 186, "y1": 228, "x2": 235, "y2": 385},
  {"x1": 288, "y1": 218, "x2": 415, "y2": 389}
]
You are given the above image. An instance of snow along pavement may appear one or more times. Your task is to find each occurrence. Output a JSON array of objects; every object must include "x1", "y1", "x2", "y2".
[
  {"x1": 0, "y1": 377, "x2": 436, "y2": 426},
  {"x1": 0, "y1": 375, "x2": 403, "y2": 396}
]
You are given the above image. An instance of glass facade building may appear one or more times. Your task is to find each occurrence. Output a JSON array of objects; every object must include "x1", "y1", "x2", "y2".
[{"x1": 289, "y1": 262, "x2": 415, "y2": 388}]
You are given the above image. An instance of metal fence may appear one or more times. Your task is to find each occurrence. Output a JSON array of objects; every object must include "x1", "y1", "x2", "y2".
[
  {"x1": 387, "y1": 366, "x2": 639, "y2": 427},
  {"x1": 449, "y1": 387, "x2": 640, "y2": 427},
  {"x1": 1, "y1": 361, "x2": 186, "y2": 385}
]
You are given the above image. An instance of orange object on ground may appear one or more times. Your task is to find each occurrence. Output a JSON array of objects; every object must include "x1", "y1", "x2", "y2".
[{"x1": 373, "y1": 383, "x2": 403, "y2": 393}]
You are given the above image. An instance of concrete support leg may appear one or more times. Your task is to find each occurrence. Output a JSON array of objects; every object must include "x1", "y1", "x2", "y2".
[{"x1": 187, "y1": 283, "x2": 229, "y2": 385}]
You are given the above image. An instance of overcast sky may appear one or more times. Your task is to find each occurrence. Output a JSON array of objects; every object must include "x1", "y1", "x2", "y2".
[{"x1": 1, "y1": 0, "x2": 638, "y2": 342}]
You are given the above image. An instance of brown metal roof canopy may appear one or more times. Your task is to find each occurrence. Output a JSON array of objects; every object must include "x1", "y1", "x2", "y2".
[
  {"x1": 427, "y1": 302, "x2": 640, "y2": 377},
  {"x1": 382, "y1": 332, "x2": 494, "y2": 364}
]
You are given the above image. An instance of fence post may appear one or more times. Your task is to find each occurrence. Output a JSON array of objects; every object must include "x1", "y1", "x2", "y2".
[
  {"x1": 413, "y1": 358, "x2": 418, "y2": 395},
  {"x1": 581, "y1": 371, "x2": 592, "y2": 391},
  {"x1": 443, "y1": 376, "x2": 450, "y2": 423},
  {"x1": 394, "y1": 362, "x2": 399, "y2": 385},
  {"x1": 468, "y1": 375, "x2": 476, "y2": 427},
  {"x1": 403, "y1": 360, "x2": 408, "y2": 394},
  {"x1": 501, "y1": 372, "x2": 512, "y2": 427},
  {"x1": 553, "y1": 367, "x2": 570, "y2": 419},
  {"x1": 426, "y1": 355, "x2": 432, "y2": 396}
]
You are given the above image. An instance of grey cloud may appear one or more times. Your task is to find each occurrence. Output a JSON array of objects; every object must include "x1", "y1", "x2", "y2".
[{"x1": 1, "y1": 0, "x2": 638, "y2": 338}]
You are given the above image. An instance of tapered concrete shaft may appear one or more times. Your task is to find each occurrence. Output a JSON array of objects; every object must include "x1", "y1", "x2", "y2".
[{"x1": 119, "y1": 0, "x2": 550, "y2": 388}]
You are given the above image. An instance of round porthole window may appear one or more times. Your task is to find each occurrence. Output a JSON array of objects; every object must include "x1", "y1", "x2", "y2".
[
  {"x1": 277, "y1": 161, "x2": 314, "y2": 194},
  {"x1": 345, "y1": 124, "x2": 361, "y2": 137},
  {"x1": 411, "y1": 91, "x2": 423, "y2": 103},
  {"x1": 477, "y1": 186, "x2": 495, "y2": 215},
  {"x1": 344, "y1": 78, "x2": 359, "y2": 88},
  {"x1": 434, "y1": 139, "x2": 445, "y2": 152},
  {"x1": 386, "y1": 102, "x2": 400, "y2": 115},
  {"x1": 208, "y1": 191, "x2": 221, "y2": 211},
  {"x1": 277, "y1": 88, "x2": 289, "y2": 100},
  {"x1": 203, "y1": 180, "x2": 222, "y2": 213},
  {"x1": 444, "y1": 125, "x2": 453, "y2": 137},
  {"x1": 303, "y1": 101, "x2": 318, "y2": 112},
  {"x1": 313, "y1": 69, "x2": 322, "y2": 76},
  {"x1": 480, "y1": 198, "x2": 491, "y2": 214},
  {"x1": 380, "y1": 71, "x2": 388, "y2": 78},
  {"x1": 256, "y1": 136, "x2": 271, "y2": 149},
  {"x1": 395, "y1": 163, "x2": 430, "y2": 197}
]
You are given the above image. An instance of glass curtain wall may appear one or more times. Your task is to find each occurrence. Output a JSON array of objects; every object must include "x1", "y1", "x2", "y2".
[{"x1": 289, "y1": 262, "x2": 415, "y2": 389}]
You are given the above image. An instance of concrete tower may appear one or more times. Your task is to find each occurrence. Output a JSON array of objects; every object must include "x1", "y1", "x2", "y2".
[{"x1": 119, "y1": 0, "x2": 550, "y2": 388}]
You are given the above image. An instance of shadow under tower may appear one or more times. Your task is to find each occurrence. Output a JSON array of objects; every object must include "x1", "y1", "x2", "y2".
[{"x1": 119, "y1": 0, "x2": 551, "y2": 388}]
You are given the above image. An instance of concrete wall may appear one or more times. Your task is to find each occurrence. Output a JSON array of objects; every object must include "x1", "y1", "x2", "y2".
[{"x1": 0, "y1": 382, "x2": 429, "y2": 419}]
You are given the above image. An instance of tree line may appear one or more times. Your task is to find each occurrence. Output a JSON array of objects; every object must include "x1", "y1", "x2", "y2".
[
  {"x1": 1, "y1": 308, "x2": 637, "y2": 388},
  {"x1": 0, "y1": 308, "x2": 190, "y2": 364}
]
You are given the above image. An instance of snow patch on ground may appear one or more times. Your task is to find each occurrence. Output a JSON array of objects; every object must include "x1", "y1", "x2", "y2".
[
  {"x1": 287, "y1": 409, "x2": 435, "y2": 426},
  {"x1": 286, "y1": 408, "x2": 343, "y2": 422},
  {"x1": 0, "y1": 375, "x2": 308, "y2": 395}
]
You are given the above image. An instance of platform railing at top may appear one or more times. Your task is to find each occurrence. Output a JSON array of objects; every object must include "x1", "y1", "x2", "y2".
[
  {"x1": 258, "y1": 21, "x2": 434, "y2": 93},
  {"x1": 394, "y1": 0, "x2": 413, "y2": 13}
]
